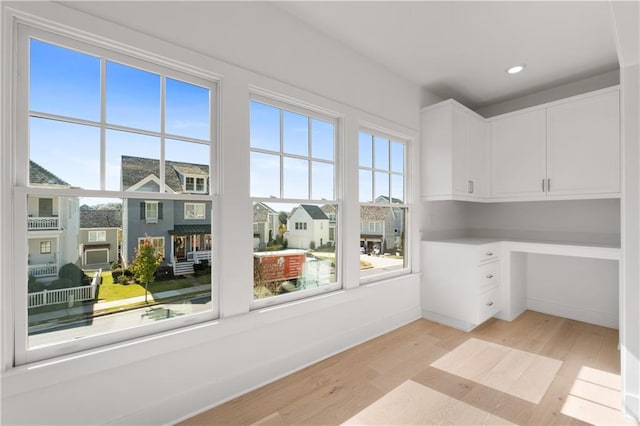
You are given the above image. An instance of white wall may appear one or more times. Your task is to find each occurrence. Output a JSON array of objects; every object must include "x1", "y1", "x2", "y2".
[
  {"x1": 0, "y1": 2, "x2": 424, "y2": 425},
  {"x1": 466, "y1": 199, "x2": 621, "y2": 245},
  {"x1": 420, "y1": 200, "x2": 469, "y2": 240}
]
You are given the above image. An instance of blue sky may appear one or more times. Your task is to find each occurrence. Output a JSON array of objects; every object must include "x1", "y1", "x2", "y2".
[
  {"x1": 29, "y1": 39, "x2": 210, "y2": 200},
  {"x1": 29, "y1": 39, "x2": 404, "y2": 207}
]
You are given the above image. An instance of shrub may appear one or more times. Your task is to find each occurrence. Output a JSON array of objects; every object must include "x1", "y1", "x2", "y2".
[
  {"x1": 49, "y1": 278, "x2": 75, "y2": 289},
  {"x1": 117, "y1": 275, "x2": 129, "y2": 285},
  {"x1": 154, "y1": 265, "x2": 174, "y2": 280},
  {"x1": 28, "y1": 275, "x2": 45, "y2": 293},
  {"x1": 309, "y1": 240, "x2": 316, "y2": 250},
  {"x1": 58, "y1": 263, "x2": 86, "y2": 286}
]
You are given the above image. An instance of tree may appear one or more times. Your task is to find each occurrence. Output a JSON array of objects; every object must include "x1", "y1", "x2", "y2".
[{"x1": 129, "y1": 236, "x2": 162, "y2": 304}]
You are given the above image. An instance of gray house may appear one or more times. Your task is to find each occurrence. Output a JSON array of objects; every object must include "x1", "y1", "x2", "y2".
[
  {"x1": 79, "y1": 208, "x2": 122, "y2": 267},
  {"x1": 360, "y1": 196, "x2": 405, "y2": 255},
  {"x1": 121, "y1": 155, "x2": 212, "y2": 275}
]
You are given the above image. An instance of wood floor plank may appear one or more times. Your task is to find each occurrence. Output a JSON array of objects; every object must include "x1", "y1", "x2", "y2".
[{"x1": 180, "y1": 311, "x2": 627, "y2": 426}]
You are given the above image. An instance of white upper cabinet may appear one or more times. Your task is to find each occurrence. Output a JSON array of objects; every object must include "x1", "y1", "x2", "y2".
[
  {"x1": 546, "y1": 90, "x2": 620, "y2": 196},
  {"x1": 421, "y1": 100, "x2": 488, "y2": 201},
  {"x1": 491, "y1": 109, "x2": 547, "y2": 198},
  {"x1": 489, "y1": 87, "x2": 620, "y2": 201}
]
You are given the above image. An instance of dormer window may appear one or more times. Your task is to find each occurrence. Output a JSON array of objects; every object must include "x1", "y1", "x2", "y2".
[{"x1": 185, "y1": 176, "x2": 207, "y2": 193}]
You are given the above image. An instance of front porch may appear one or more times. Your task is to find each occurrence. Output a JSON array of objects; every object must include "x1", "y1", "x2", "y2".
[{"x1": 169, "y1": 225, "x2": 212, "y2": 276}]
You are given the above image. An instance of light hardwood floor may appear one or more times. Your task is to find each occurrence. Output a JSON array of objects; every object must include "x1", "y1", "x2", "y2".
[{"x1": 180, "y1": 311, "x2": 634, "y2": 425}]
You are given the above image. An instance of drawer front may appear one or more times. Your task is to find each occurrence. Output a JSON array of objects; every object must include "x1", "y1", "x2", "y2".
[
  {"x1": 478, "y1": 245, "x2": 499, "y2": 264},
  {"x1": 477, "y1": 287, "x2": 500, "y2": 324},
  {"x1": 477, "y1": 261, "x2": 499, "y2": 293}
]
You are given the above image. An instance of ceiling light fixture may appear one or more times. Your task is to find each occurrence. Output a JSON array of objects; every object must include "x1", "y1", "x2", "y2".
[{"x1": 507, "y1": 64, "x2": 526, "y2": 74}]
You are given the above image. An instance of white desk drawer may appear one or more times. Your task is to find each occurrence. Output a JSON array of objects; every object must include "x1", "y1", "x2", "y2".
[
  {"x1": 478, "y1": 245, "x2": 499, "y2": 264},
  {"x1": 477, "y1": 261, "x2": 499, "y2": 293},
  {"x1": 477, "y1": 287, "x2": 500, "y2": 323}
]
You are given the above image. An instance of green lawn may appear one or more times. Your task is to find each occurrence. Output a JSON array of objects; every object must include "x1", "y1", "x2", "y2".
[{"x1": 96, "y1": 271, "x2": 210, "y2": 302}]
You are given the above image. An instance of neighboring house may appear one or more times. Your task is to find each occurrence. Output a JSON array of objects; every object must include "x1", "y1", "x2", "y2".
[
  {"x1": 28, "y1": 161, "x2": 81, "y2": 279},
  {"x1": 287, "y1": 204, "x2": 329, "y2": 250},
  {"x1": 320, "y1": 204, "x2": 337, "y2": 247},
  {"x1": 253, "y1": 202, "x2": 279, "y2": 250},
  {"x1": 79, "y1": 208, "x2": 122, "y2": 267},
  {"x1": 360, "y1": 196, "x2": 405, "y2": 254},
  {"x1": 121, "y1": 156, "x2": 212, "y2": 275}
]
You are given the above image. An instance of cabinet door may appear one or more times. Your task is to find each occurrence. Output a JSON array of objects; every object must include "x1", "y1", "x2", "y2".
[
  {"x1": 421, "y1": 105, "x2": 453, "y2": 199},
  {"x1": 546, "y1": 90, "x2": 620, "y2": 196},
  {"x1": 491, "y1": 109, "x2": 546, "y2": 198},
  {"x1": 466, "y1": 114, "x2": 489, "y2": 198},
  {"x1": 451, "y1": 106, "x2": 470, "y2": 196}
]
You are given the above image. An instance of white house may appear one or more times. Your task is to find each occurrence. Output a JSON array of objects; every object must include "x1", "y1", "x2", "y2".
[
  {"x1": 1, "y1": 2, "x2": 638, "y2": 425},
  {"x1": 286, "y1": 204, "x2": 330, "y2": 250}
]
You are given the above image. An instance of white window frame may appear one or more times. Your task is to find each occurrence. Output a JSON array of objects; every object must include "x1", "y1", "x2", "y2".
[
  {"x1": 40, "y1": 241, "x2": 52, "y2": 254},
  {"x1": 250, "y1": 92, "x2": 342, "y2": 309},
  {"x1": 184, "y1": 202, "x2": 206, "y2": 220},
  {"x1": 88, "y1": 230, "x2": 107, "y2": 242},
  {"x1": 11, "y1": 23, "x2": 220, "y2": 365},
  {"x1": 145, "y1": 201, "x2": 159, "y2": 224},
  {"x1": 359, "y1": 128, "x2": 411, "y2": 284},
  {"x1": 185, "y1": 176, "x2": 207, "y2": 194},
  {"x1": 137, "y1": 236, "x2": 165, "y2": 257}
]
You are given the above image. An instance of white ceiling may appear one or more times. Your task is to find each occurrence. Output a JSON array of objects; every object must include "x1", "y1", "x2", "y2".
[{"x1": 277, "y1": 1, "x2": 620, "y2": 109}]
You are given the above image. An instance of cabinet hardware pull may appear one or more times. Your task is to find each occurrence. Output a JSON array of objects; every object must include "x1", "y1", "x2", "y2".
[
  {"x1": 542, "y1": 178, "x2": 545, "y2": 192},
  {"x1": 468, "y1": 180, "x2": 473, "y2": 193},
  {"x1": 547, "y1": 178, "x2": 551, "y2": 192},
  {"x1": 486, "y1": 252, "x2": 493, "y2": 256},
  {"x1": 486, "y1": 274, "x2": 493, "y2": 279},
  {"x1": 486, "y1": 301, "x2": 494, "y2": 306}
]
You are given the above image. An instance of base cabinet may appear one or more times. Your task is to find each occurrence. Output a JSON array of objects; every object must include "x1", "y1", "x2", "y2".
[{"x1": 421, "y1": 241, "x2": 501, "y2": 331}]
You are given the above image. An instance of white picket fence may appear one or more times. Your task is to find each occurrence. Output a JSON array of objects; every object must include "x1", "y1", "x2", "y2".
[{"x1": 28, "y1": 268, "x2": 102, "y2": 308}]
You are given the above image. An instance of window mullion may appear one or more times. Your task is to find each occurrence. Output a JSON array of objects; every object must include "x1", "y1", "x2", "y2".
[
  {"x1": 160, "y1": 75, "x2": 166, "y2": 193},
  {"x1": 100, "y1": 58, "x2": 107, "y2": 190}
]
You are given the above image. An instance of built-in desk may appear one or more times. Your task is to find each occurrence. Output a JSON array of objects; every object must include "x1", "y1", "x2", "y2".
[{"x1": 422, "y1": 238, "x2": 621, "y2": 330}]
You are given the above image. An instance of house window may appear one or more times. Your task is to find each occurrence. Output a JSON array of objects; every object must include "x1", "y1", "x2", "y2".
[
  {"x1": 88, "y1": 230, "x2": 107, "y2": 242},
  {"x1": 184, "y1": 203, "x2": 206, "y2": 219},
  {"x1": 250, "y1": 95, "x2": 340, "y2": 307},
  {"x1": 138, "y1": 236, "x2": 164, "y2": 257},
  {"x1": 145, "y1": 201, "x2": 159, "y2": 224},
  {"x1": 185, "y1": 176, "x2": 207, "y2": 194},
  {"x1": 15, "y1": 26, "x2": 218, "y2": 364},
  {"x1": 40, "y1": 241, "x2": 52, "y2": 254},
  {"x1": 359, "y1": 131, "x2": 409, "y2": 281}
]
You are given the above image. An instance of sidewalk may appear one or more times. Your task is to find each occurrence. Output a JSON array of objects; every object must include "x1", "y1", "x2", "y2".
[{"x1": 29, "y1": 284, "x2": 211, "y2": 328}]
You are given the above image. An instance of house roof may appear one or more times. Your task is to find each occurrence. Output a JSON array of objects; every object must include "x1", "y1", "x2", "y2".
[
  {"x1": 168, "y1": 224, "x2": 211, "y2": 235},
  {"x1": 299, "y1": 204, "x2": 329, "y2": 220},
  {"x1": 360, "y1": 205, "x2": 388, "y2": 221},
  {"x1": 29, "y1": 161, "x2": 70, "y2": 187},
  {"x1": 80, "y1": 209, "x2": 122, "y2": 228},
  {"x1": 121, "y1": 155, "x2": 209, "y2": 192},
  {"x1": 375, "y1": 195, "x2": 403, "y2": 204},
  {"x1": 253, "y1": 202, "x2": 277, "y2": 223}
]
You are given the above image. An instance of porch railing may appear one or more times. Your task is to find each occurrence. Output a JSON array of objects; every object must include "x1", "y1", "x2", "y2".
[
  {"x1": 187, "y1": 250, "x2": 211, "y2": 264},
  {"x1": 28, "y1": 216, "x2": 59, "y2": 230},
  {"x1": 28, "y1": 264, "x2": 58, "y2": 278},
  {"x1": 28, "y1": 268, "x2": 101, "y2": 308}
]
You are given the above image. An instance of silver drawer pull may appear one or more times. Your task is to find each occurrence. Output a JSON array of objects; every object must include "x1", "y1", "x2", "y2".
[
  {"x1": 486, "y1": 274, "x2": 494, "y2": 279},
  {"x1": 486, "y1": 301, "x2": 494, "y2": 307},
  {"x1": 485, "y1": 252, "x2": 494, "y2": 256}
]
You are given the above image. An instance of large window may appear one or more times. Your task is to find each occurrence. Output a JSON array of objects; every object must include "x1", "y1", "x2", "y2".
[
  {"x1": 250, "y1": 97, "x2": 339, "y2": 306},
  {"x1": 359, "y1": 131, "x2": 409, "y2": 280},
  {"x1": 16, "y1": 26, "x2": 217, "y2": 363}
]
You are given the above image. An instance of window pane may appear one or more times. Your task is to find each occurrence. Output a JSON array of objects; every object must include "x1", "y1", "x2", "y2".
[
  {"x1": 359, "y1": 206, "x2": 406, "y2": 278},
  {"x1": 166, "y1": 139, "x2": 211, "y2": 195},
  {"x1": 27, "y1": 195, "x2": 213, "y2": 349},
  {"x1": 311, "y1": 119, "x2": 334, "y2": 161},
  {"x1": 283, "y1": 111, "x2": 308, "y2": 156},
  {"x1": 374, "y1": 171, "x2": 389, "y2": 201},
  {"x1": 283, "y1": 157, "x2": 308, "y2": 199},
  {"x1": 166, "y1": 78, "x2": 210, "y2": 140},
  {"x1": 29, "y1": 39, "x2": 100, "y2": 121},
  {"x1": 253, "y1": 202, "x2": 338, "y2": 301},
  {"x1": 391, "y1": 141, "x2": 404, "y2": 173},
  {"x1": 374, "y1": 136, "x2": 389, "y2": 170},
  {"x1": 106, "y1": 61, "x2": 160, "y2": 131},
  {"x1": 391, "y1": 174, "x2": 404, "y2": 203},
  {"x1": 106, "y1": 129, "x2": 160, "y2": 192},
  {"x1": 29, "y1": 117, "x2": 100, "y2": 190},
  {"x1": 359, "y1": 132, "x2": 373, "y2": 167},
  {"x1": 311, "y1": 161, "x2": 334, "y2": 200},
  {"x1": 250, "y1": 152, "x2": 280, "y2": 198},
  {"x1": 250, "y1": 101, "x2": 280, "y2": 152},
  {"x1": 359, "y1": 169, "x2": 373, "y2": 203}
]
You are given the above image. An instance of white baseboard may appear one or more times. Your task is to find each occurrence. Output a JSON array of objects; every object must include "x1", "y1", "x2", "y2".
[
  {"x1": 527, "y1": 297, "x2": 618, "y2": 329},
  {"x1": 421, "y1": 309, "x2": 475, "y2": 332}
]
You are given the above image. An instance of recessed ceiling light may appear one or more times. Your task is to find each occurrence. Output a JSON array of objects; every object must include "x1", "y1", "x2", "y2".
[{"x1": 507, "y1": 64, "x2": 526, "y2": 74}]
